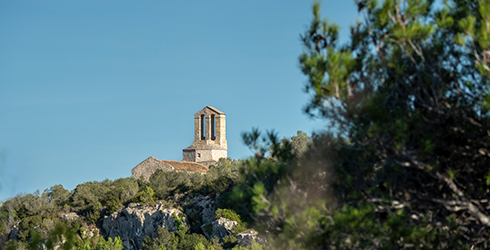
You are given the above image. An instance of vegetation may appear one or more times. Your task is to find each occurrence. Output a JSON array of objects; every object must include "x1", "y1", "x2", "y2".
[
  {"x1": 2, "y1": 0, "x2": 490, "y2": 249},
  {"x1": 0, "y1": 158, "x2": 247, "y2": 249}
]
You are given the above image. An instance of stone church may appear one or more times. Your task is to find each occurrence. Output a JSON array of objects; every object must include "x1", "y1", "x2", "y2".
[{"x1": 131, "y1": 106, "x2": 228, "y2": 180}]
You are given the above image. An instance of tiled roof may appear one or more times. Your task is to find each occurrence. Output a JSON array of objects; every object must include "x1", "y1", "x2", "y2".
[
  {"x1": 159, "y1": 159, "x2": 209, "y2": 172},
  {"x1": 131, "y1": 156, "x2": 209, "y2": 181}
]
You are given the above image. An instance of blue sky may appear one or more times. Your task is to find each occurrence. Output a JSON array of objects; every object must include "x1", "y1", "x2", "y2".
[{"x1": 0, "y1": 1, "x2": 358, "y2": 201}]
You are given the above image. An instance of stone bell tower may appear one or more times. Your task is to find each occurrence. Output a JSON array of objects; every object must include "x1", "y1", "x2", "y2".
[{"x1": 182, "y1": 106, "x2": 227, "y2": 167}]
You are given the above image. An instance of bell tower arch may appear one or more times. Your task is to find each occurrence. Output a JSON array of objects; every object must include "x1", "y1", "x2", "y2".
[{"x1": 183, "y1": 106, "x2": 227, "y2": 166}]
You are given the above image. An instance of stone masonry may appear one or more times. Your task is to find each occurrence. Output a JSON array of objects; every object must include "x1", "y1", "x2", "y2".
[
  {"x1": 182, "y1": 106, "x2": 228, "y2": 167},
  {"x1": 131, "y1": 106, "x2": 228, "y2": 179}
]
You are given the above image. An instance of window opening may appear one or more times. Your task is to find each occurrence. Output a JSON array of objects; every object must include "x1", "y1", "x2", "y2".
[
  {"x1": 211, "y1": 115, "x2": 216, "y2": 140},
  {"x1": 201, "y1": 115, "x2": 206, "y2": 140}
]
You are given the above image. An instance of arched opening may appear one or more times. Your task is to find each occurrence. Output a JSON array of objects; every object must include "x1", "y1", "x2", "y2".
[
  {"x1": 201, "y1": 115, "x2": 206, "y2": 140},
  {"x1": 211, "y1": 115, "x2": 216, "y2": 140}
]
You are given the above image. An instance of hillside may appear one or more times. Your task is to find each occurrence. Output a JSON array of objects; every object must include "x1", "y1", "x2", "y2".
[{"x1": 0, "y1": 157, "x2": 256, "y2": 250}]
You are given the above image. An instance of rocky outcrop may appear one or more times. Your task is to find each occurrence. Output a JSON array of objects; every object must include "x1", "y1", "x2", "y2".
[
  {"x1": 102, "y1": 202, "x2": 187, "y2": 250},
  {"x1": 82, "y1": 225, "x2": 100, "y2": 238},
  {"x1": 201, "y1": 217, "x2": 237, "y2": 242},
  {"x1": 237, "y1": 230, "x2": 265, "y2": 247},
  {"x1": 59, "y1": 212, "x2": 79, "y2": 221},
  {"x1": 184, "y1": 195, "x2": 216, "y2": 225}
]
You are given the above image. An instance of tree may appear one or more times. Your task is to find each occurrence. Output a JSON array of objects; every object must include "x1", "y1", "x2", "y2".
[
  {"x1": 46, "y1": 184, "x2": 70, "y2": 208},
  {"x1": 278, "y1": 130, "x2": 312, "y2": 160},
  {"x1": 298, "y1": 0, "x2": 490, "y2": 248}
]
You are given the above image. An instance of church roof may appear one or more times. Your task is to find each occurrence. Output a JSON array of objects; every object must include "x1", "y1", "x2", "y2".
[
  {"x1": 205, "y1": 106, "x2": 225, "y2": 115},
  {"x1": 131, "y1": 156, "x2": 208, "y2": 181},
  {"x1": 160, "y1": 159, "x2": 208, "y2": 172}
]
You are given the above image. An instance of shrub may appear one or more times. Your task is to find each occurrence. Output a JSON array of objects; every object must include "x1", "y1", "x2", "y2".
[
  {"x1": 173, "y1": 212, "x2": 185, "y2": 231},
  {"x1": 214, "y1": 209, "x2": 241, "y2": 223},
  {"x1": 138, "y1": 186, "x2": 155, "y2": 204},
  {"x1": 141, "y1": 227, "x2": 177, "y2": 250},
  {"x1": 222, "y1": 234, "x2": 237, "y2": 249},
  {"x1": 94, "y1": 236, "x2": 124, "y2": 250}
]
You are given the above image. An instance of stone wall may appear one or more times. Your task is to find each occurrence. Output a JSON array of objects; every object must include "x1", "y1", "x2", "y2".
[{"x1": 131, "y1": 156, "x2": 208, "y2": 181}]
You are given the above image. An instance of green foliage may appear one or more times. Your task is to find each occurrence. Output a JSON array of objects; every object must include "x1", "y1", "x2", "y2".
[
  {"x1": 18, "y1": 215, "x2": 42, "y2": 241},
  {"x1": 141, "y1": 227, "x2": 178, "y2": 250},
  {"x1": 93, "y1": 236, "x2": 124, "y2": 250},
  {"x1": 148, "y1": 159, "x2": 241, "y2": 201},
  {"x1": 201, "y1": 176, "x2": 234, "y2": 195},
  {"x1": 195, "y1": 242, "x2": 212, "y2": 250},
  {"x1": 281, "y1": 130, "x2": 312, "y2": 159},
  {"x1": 214, "y1": 209, "x2": 241, "y2": 223},
  {"x1": 105, "y1": 198, "x2": 122, "y2": 214},
  {"x1": 149, "y1": 170, "x2": 192, "y2": 199},
  {"x1": 139, "y1": 186, "x2": 155, "y2": 204},
  {"x1": 71, "y1": 180, "x2": 110, "y2": 209},
  {"x1": 294, "y1": 0, "x2": 490, "y2": 248},
  {"x1": 86, "y1": 206, "x2": 102, "y2": 225},
  {"x1": 46, "y1": 184, "x2": 70, "y2": 208},
  {"x1": 221, "y1": 234, "x2": 237, "y2": 249},
  {"x1": 44, "y1": 222, "x2": 77, "y2": 250},
  {"x1": 175, "y1": 232, "x2": 212, "y2": 250},
  {"x1": 232, "y1": 240, "x2": 263, "y2": 250},
  {"x1": 173, "y1": 212, "x2": 185, "y2": 231}
]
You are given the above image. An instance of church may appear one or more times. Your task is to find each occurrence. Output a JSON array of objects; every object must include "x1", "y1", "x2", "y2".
[{"x1": 131, "y1": 106, "x2": 228, "y2": 180}]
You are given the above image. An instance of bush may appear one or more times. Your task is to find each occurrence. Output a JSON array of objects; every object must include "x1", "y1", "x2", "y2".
[
  {"x1": 46, "y1": 184, "x2": 70, "y2": 208},
  {"x1": 173, "y1": 212, "x2": 185, "y2": 231},
  {"x1": 138, "y1": 186, "x2": 155, "y2": 204},
  {"x1": 94, "y1": 236, "x2": 124, "y2": 250},
  {"x1": 201, "y1": 176, "x2": 234, "y2": 195},
  {"x1": 214, "y1": 209, "x2": 241, "y2": 223},
  {"x1": 105, "y1": 198, "x2": 121, "y2": 215},
  {"x1": 176, "y1": 232, "x2": 210, "y2": 250},
  {"x1": 141, "y1": 227, "x2": 177, "y2": 250}
]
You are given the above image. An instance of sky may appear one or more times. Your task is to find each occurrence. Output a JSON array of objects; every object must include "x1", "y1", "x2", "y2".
[{"x1": 0, "y1": 0, "x2": 359, "y2": 201}]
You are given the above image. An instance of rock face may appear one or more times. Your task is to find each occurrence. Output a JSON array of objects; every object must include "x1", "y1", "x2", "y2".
[
  {"x1": 103, "y1": 202, "x2": 187, "y2": 250},
  {"x1": 185, "y1": 195, "x2": 216, "y2": 225},
  {"x1": 201, "y1": 217, "x2": 237, "y2": 242},
  {"x1": 237, "y1": 230, "x2": 265, "y2": 247},
  {"x1": 8, "y1": 226, "x2": 19, "y2": 240}
]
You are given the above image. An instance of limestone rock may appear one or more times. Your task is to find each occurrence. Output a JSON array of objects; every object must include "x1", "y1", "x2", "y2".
[
  {"x1": 102, "y1": 202, "x2": 187, "y2": 250},
  {"x1": 185, "y1": 195, "x2": 216, "y2": 225},
  {"x1": 82, "y1": 225, "x2": 100, "y2": 238},
  {"x1": 201, "y1": 217, "x2": 237, "y2": 242},
  {"x1": 237, "y1": 230, "x2": 265, "y2": 247},
  {"x1": 59, "y1": 212, "x2": 79, "y2": 221}
]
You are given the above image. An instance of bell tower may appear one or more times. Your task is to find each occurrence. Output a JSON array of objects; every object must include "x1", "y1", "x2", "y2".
[{"x1": 182, "y1": 106, "x2": 227, "y2": 167}]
